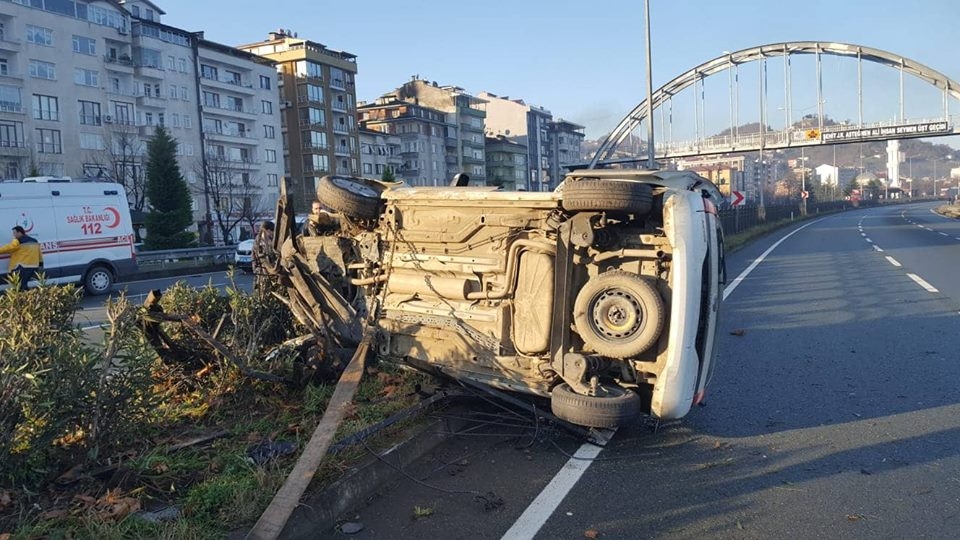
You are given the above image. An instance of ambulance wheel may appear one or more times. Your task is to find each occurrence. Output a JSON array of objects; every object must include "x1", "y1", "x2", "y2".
[{"x1": 84, "y1": 265, "x2": 114, "y2": 296}]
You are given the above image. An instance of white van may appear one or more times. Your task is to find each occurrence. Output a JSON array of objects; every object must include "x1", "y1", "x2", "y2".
[{"x1": 0, "y1": 180, "x2": 137, "y2": 294}]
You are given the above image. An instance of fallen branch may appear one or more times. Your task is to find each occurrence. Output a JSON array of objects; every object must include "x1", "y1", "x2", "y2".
[{"x1": 246, "y1": 327, "x2": 372, "y2": 540}]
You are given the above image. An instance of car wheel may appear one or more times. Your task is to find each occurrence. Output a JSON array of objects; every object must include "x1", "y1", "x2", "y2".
[
  {"x1": 317, "y1": 176, "x2": 384, "y2": 220},
  {"x1": 573, "y1": 270, "x2": 664, "y2": 359},
  {"x1": 561, "y1": 180, "x2": 653, "y2": 214},
  {"x1": 84, "y1": 265, "x2": 114, "y2": 296},
  {"x1": 550, "y1": 382, "x2": 640, "y2": 428}
]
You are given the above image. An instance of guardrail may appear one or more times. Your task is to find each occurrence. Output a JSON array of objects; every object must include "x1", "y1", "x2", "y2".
[{"x1": 135, "y1": 245, "x2": 236, "y2": 273}]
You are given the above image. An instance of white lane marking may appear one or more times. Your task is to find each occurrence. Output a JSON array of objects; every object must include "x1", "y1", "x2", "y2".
[
  {"x1": 865, "y1": 238, "x2": 873, "y2": 243},
  {"x1": 940, "y1": 232, "x2": 949, "y2": 236},
  {"x1": 955, "y1": 237, "x2": 960, "y2": 241},
  {"x1": 873, "y1": 245, "x2": 883, "y2": 252},
  {"x1": 922, "y1": 226, "x2": 932, "y2": 231},
  {"x1": 119, "y1": 270, "x2": 229, "y2": 286},
  {"x1": 501, "y1": 442, "x2": 605, "y2": 540},
  {"x1": 907, "y1": 273, "x2": 939, "y2": 293},
  {"x1": 860, "y1": 232, "x2": 867, "y2": 237},
  {"x1": 723, "y1": 219, "x2": 824, "y2": 302},
  {"x1": 886, "y1": 256, "x2": 902, "y2": 267},
  {"x1": 917, "y1": 224, "x2": 925, "y2": 228}
]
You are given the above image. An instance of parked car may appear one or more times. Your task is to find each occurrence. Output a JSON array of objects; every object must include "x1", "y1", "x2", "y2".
[
  {"x1": 267, "y1": 169, "x2": 725, "y2": 428},
  {"x1": 234, "y1": 239, "x2": 255, "y2": 272}
]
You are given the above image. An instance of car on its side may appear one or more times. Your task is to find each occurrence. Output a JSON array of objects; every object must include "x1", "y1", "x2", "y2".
[{"x1": 271, "y1": 169, "x2": 725, "y2": 428}]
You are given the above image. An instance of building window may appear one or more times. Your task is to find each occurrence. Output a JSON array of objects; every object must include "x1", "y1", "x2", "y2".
[
  {"x1": 226, "y1": 96, "x2": 243, "y2": 112},
  {"x1": 169, "y1": 84, "x2": 177, "y2": 99},
  {"x1": 200, "y1": 64, "x2": 217, "y2": 80},
  {"x1": 263, "y1": 125, "x2": 275, "y2": 139},
  {"x1": 203, "y1": 91, "x2": 220, "y2": 108},
  {"x1": 180, "y1": 86, "x2": 189, "y2": 100},
  {"x1": 183, "y1": 115, "x2": 192, "y2": 128},
  {"x1": 166, "y1": 55, "x2": 175, "y2": 70},
  {"x1": 35, "y1": 128, "x2": 61, "y2": 154},
  {"x1": 29, "y1": 60, "x2": 56, "y2": 80},
  {"x1": 267, "y1": 173, "x2": 278, "y2": 187},
  {"x1": 178, "y1": 58, "x2": 187, "y2": 73},
  {"x1": 26, "y1": 25, "x2": 53, "y2": 46},
  {"x1": 74, "y1": 68, "x2": 99, "y2": 87},
  {"x1": 261, "y1": 100, "x2": 273, "y2": 114},
  {"x1": 0, "y1": 120, "x2": 24, "y2": 148},
  {"x1": 79, "y1": 132, "x2": 104, "y2": 150},
  {"x1": 32, "y1": 95, "x2": 59, "y2": 121},
  {"x1": 72, "y1": 35, "x2": 96, "y2": 55},
  {"x1": 171, "y1": 113, "x2": 180, "y2": 127},
  {"x1": 265, "y1": 149, "x2": 277, "y2": 163},
  {"x1": 0, "y1": 59, "x2": 7, "y2": 77},
  {"x1": 259, "y1": 75, "x2": 271, "y2": 90},
  {"x1": 79, "y1": 100, "x2": 101, "y2": 125},
  {"x1": 362, "y1": 163, "x2": 372, "y2": 174},
  {"x1": 225, "y1": 70, "x2": 240, "y2": 85}
]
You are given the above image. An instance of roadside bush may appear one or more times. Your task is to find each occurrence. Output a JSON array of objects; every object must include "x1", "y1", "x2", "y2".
[{"x1": 0, "y1": 286, "x2": 159, "y2": 488}]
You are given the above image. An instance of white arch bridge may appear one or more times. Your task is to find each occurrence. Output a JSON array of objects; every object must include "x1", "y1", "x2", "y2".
[{"x1": 591, "y1": 41, "x2": 960, "y2": 166}]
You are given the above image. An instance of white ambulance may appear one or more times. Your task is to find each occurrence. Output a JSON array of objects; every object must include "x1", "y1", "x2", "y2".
[{"x1": 0, "y1": 179, "x2": 137, "y2": 295}]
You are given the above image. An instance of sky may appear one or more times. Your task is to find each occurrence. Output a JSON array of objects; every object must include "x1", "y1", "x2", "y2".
[{"x1": 157, "y1": 0, "x2": 960, "y2": 144}]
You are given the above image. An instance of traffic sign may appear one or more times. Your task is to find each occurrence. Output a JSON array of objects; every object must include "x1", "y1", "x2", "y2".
[
  {"x1": 805, "y1": 129, "x2": 821, "y2": 140},
  {"x1": 801, "y1": 190, "x2": 809, "y2": 199},
  {"x1": 731, "y1": 191, "x2": 745, "y2": 206}
]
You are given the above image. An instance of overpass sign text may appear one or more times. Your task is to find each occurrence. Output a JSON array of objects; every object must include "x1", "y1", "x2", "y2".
[{"x1": 821, "y1": 121, "x2": 950, "y2": 142}]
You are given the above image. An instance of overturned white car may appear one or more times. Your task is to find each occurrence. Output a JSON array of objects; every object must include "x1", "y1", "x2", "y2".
[{"x1": 267, "y1": 169, "x2": 725, "y2": 428}]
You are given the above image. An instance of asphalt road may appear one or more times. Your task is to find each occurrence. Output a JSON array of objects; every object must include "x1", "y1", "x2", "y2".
[{"x1": 320, "y1": 201, "x2": 960, "y2": 539}]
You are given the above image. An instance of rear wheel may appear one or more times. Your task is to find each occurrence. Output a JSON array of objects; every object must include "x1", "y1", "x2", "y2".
[
  {"x1": 561, "y1": 180, "x2": 653, "y2": 215},
  {"x1": 84, "y1": 265, "x2": 114, "y2": 296},
  {"x1": 573, "y1": 271, "x2": 665, "y2": 359},
  {"x1": 317, "y1": 176, "x2": 383, "y2": 220},
  {"x1": 551, "y1": 383, "x2": 640, "y2": 428}
]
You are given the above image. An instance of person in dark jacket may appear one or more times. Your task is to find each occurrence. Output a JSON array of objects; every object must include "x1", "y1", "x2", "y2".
[{"x1": 0, "y1": 226, "x2": 43, "y2": 291}]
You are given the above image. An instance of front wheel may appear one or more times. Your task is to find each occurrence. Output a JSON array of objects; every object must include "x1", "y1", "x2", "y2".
[
  {"x1": 83, "y1": 265, "x2": 114, "y2": 296},
  {"x1": 551, "y1": 383, "x2": 640, "y2": 428},
  {"x1": 316, "y1": 176, "x2": 384, "y2": 220}
]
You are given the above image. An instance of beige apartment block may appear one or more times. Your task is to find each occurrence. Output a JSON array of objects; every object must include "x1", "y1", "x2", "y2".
[
  {"x1": 239, "y1": 30, "x2": 359, "y2": 213},
  {"x1": 0, "y1": 0, "x2": 284, "y2": 244}
]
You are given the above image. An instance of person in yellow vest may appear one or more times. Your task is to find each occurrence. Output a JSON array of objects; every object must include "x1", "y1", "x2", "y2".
[{"x1": 0, "y1": 226, "x2": 43, "y2": 291}]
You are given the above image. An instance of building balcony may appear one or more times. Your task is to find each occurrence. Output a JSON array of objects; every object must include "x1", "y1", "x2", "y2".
[
  {"x1": 445, "y1": 155, "x2": 458, "y2": 165},
  {"x1": 0, "y1": 37, "x2": 22, "y2": 53},
  {"x1": 106, "y1": 87, "x2": 140, "y2": 99},
  {"x1": 297, "y1": 95, "x2": 324, "y2": 106},
  {"x1": 329, "y1": 78, "x2": 347, "y2": 91},
  {"x1": 134, "y1": 63, "x2": 165, "y2": 80},
  {"x1": 332, "y1": 124, "x2": 352, "y2": 135},
  {"x1": 302, "y1": 142, "x2": 328, "y2": 152},
  {"x1": 0, "y1": 71, "x2": 23, "y2": 82},
  {"x1": 0, "y1": 140, "x2": 29, "y2": 155},
  {"x1": 204, "y1": 104, "x2": 259, "y2": 119},
  {"x1": 200, "y1": 74, "x2": 256, "y2": 95},
  {"x1": 137, "y1": 94, "x2": 166, "y2": 109},
  {"x1": 204, "y1": 129, "x2": 257, "y2": 144},
  {"x1": 445, "y1": 136, "x2": 457, "y2": 147},
  {"x1": 0, "y1": 102, "x2": 24, "y2": 115},
  {"x1": 104, "y1": 55, "x2": 135, "y2": 73},
  {"x1": 331, "y1": 102, "x2": 350, "y2": 113},
  {"x1": 334, "y1": 145, "x2": 352, "y2": 157},
  {"x1": 462, "y1": 156, "x2": 484, "y2": 165}
]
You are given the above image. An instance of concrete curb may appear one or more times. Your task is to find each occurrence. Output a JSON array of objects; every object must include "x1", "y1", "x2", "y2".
[{"x1": 277, "y1": 416, "x2": 457, "y2": 539}]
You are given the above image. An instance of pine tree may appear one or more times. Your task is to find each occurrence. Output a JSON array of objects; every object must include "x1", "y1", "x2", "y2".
[
  {"x1": 381, "y1": 167, "x2": 396, "y2": 182},
  {"x1": 143, "y1": 127, "x2": 196, "y2": 249}
]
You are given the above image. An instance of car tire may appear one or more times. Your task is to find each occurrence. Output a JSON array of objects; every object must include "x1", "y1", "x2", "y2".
[
  {"x1": 561, "y1": 180, "x2": 653, "y2": 214},
  {"x1": 550, "y1": 382, "x2": 640, "y2": 428},
  {"x1": 573, "y1": 270, "x2": 665, "y2": 359},
  {"x1": 317, "y1": 176, "x2": 383, "y2": 220},
  {"x1": 83, "y1": 264, "x2": 114, "y2": 296}
]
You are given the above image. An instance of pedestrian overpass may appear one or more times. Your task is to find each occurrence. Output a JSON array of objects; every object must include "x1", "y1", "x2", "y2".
[{"x1": 591, "y1": 42, "x2": 960, "y2": 165}]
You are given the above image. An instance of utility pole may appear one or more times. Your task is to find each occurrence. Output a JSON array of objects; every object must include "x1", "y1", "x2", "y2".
[{"x1": 644, "y1": 0, "x2": 657, "y2": 170}]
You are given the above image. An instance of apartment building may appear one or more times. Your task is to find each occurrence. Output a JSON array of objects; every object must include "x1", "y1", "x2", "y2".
[
  {"x1": 358, "y1": 127, "x2": 400, "y2": 180},
  {"x1": 238, "y1": 30, "x2": 359, "y2": 212},
  {"x1": 546, "y1": 118, "x2": 585, "y2": 186},
  {"x1": 0, "y1": 0, "x2": 283, "y2": 243},
  {"x1": 357, "y1": 96, "x2": 452, "y2": 187},
  {"x1": 484, "y1": 135, "x2": 526, "y2": 191},
  {"x1": 478, "y1": 91, "x2": 554, "y2": 191},
  {"x1": 393, "y1": 78, "x2": 487, "y2": 185},
  {"x1": 195, "y1": 38, "x2": 282, "y2": 240}
]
